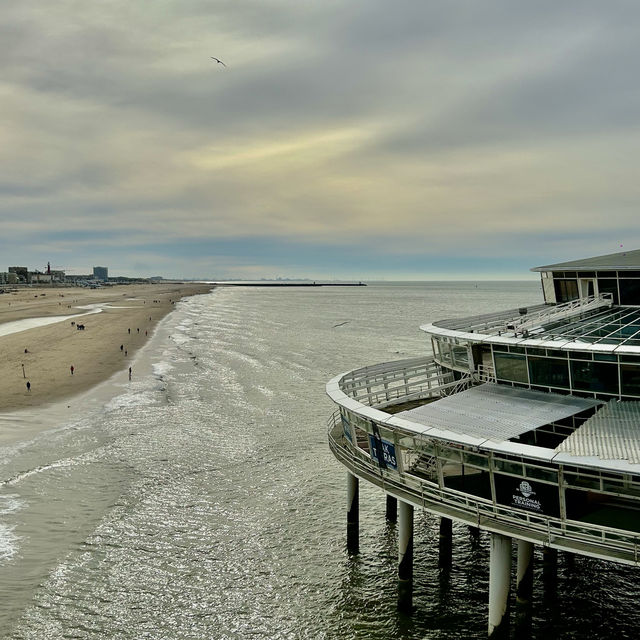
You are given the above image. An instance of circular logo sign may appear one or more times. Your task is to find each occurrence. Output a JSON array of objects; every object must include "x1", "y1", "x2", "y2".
[{"x1": 519, "y1": 481, "x2": 533, "y2": 498}]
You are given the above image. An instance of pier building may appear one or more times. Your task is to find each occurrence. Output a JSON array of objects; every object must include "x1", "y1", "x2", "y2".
[{"x1": 326, "y1": 249, "x2": 640, "y2": 637}]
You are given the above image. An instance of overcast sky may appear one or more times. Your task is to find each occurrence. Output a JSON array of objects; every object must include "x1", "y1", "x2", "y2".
[{"x1": 2, "y1": 1, "x2": 640, "y2": 279}]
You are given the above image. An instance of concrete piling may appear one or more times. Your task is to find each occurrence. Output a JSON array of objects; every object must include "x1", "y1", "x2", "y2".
[
  {"x1": 386, "y1": 494, "x2": 397, "y2": 523},
  {"x1": 398, "y1": 500, "x2": 414, "y2": 612},
  {"x1": 347, "y1": 473, "x2": 359, "y2": 554},
  {"x1": 488, "y1": 533, "x2": 512, "y2": 638}
]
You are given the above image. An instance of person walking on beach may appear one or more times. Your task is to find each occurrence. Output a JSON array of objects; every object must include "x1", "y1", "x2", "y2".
[
  {"x1": 70, "y1": 365, "x2": 74, "y2": 375},
  {"x1": 26, "y1": 381, "x2": 31, "y2": 392},
  {"x1": 128, "y1": 366, "x2": 132, "y2": 380},
  {"x1": 120, "y1": 344, "x2": 123, "y2": 352}
]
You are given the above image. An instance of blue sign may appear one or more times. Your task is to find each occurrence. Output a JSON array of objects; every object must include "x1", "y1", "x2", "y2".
[
  {"x1": 341, "y1": 415, "x2": 353, "y2": 443},
  {"x1": 368, "y1": 435, "x2": 398, "y2": 469}
]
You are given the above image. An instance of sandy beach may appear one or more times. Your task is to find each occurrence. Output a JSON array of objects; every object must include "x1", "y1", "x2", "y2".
[{"x1": 0, "y1": 283, "x2": 211, "y2": 412}]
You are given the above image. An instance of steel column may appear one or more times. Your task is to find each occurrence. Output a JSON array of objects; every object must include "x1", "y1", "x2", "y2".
[
  {"x1": 347, "y1": 473, "x2": 359, "y2": 554},
  {"x1": 516, "y1": 540, "x2": 534, "y2": 603},
  {"x1": 488, "y1": 533, "x2": 512, "y2": 638},
  {"x1": 386, "y1": 494, "x2": 397, "y2": 523},
  {"x1": 398, "y1": 500, "x2": 414, "y2": 612}
]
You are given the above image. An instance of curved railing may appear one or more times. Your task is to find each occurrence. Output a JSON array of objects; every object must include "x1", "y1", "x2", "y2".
[
  {"x1": 326, "y1": 357, "x2": 640, "y2": 565},
  {"x1": 330, "y1": 355, "x2": 458, "y2": 409}
]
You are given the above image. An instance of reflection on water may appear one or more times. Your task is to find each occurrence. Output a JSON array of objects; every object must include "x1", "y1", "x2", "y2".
[{"x1": 0, "y1": 282, "x2": 639, "y2": 639}]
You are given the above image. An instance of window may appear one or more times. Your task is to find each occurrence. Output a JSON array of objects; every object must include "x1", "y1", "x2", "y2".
[
  {"x1": 495, "y1": 353, "x2": 528, "y2": 384},
  {"x1": 597, "y1": 279, "x2": 619, "y2": 305},
  {"x1": 554, "y1": 279, "x2": 579, "y2": 302},
  {"x1": 451, "y1": 345, "x2": 469, "y2": 369},
  {"x1": 570, "y1": 360, "x2": 619, "y2": 394},
  {"x1": 619, "y1": 279, "x2": 640, "y2": 305},
  {"x1": 621, "y1": 364, "x2": 640, "y2": 397},
  {"x1": 529, "y1": 357, "x2": 570, "y2": 388}
]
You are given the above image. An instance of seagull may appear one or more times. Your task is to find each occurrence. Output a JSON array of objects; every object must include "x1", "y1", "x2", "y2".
[{"x1": 211, "y1": 57, "x2": 226, "y2": 67}]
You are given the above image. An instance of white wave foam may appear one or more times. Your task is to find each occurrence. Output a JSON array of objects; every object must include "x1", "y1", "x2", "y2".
[
  {"x1": 171, "y1": 334, "x2": 192, "y2": 346},
  {"x1": 152, "y1": 361, "x2": 174, "y2": 377},
  {"x1": 104, "y1": 390, "x2": 157, "y2": 412},
  {"x1": 0, "y1": 523, "x2": 18, "y2": 562},
  {"x1": 1, "y1": 461, "x2": 75, "y2": 487}
]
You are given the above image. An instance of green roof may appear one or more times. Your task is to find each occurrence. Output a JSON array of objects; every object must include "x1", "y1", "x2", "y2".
[{"x1": 531, "y1": 249, "x2": 640, "y2": 272}]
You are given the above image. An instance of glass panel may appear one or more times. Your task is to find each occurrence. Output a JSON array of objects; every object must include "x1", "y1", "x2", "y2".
[
  {"x1": 529, "y1": 357, "x2": 570, "y2": 388},
  {"x1": 594, "y1": 353, "x2": 618, "y2": 362},
  {"x1": 554, "y1": 279, "x2": 579, "y2": 302},
  {"x1": 621, "y1": 364, "x2": 640, "y2": 396},
  {"x1": 525, "y1": 465, "x2": 558, "y2": 483},
  {"x1": 570, "y1": 360, "x2": 619, "y2": 394},
  {"x1": 463, "y1": 452, "x2": 490, "y2": 469},
  {"x1": 564, "y1": 473, "x2": 601, "y2": 490},
  {"x1": 494, "y1": 353, "x2": 528, "y2": 384},
  {"x1": 437, "y1": 340, "x2": 452, "y2": 364},
  {"x1": 619, "y1": 279, "x2": 640, "y2": 305},
  {"x1": 451, "y1": 345, "x2": 469, "y2": 368},
  {"x1": 493, "y1": 458, "x2": 524, "y2": 476},
  {"x1": 597, "y1": 279, "x2": 619, "y2": 304}
]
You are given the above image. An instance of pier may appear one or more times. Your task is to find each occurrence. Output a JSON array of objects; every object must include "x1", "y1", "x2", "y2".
[{"x1": 326, "y1": 248, "x2": 640, "y2": 636}]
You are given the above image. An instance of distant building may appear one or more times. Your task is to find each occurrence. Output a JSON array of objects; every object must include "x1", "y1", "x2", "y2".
[
  {"x1": 31, "y1": 272, "x2": 52, "y2": 284},
  {"x1": 50, "y1": 270, "x2": 66, "y2": 282},
  {"x1": 93, "y1": 266, "x2": 108, "y2": 282},
  {"x1": 8, "y1": 266, "x2": 29, "y2": 283},
  {"x1": 65, "y1": 274, "x2": 93, "y2": 284},
  {"x1": 0, "y1": 272, "x2": 17, "y2": 284}
]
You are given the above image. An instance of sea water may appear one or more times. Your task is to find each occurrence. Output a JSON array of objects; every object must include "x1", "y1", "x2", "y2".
[{"x1": 1, "y1": 282, "x2": 639, "y2": 639}]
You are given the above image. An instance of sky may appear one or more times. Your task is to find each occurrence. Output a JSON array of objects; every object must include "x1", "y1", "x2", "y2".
[{"x1": 2, "y1": 1, "x2": 640, "y2": 280}]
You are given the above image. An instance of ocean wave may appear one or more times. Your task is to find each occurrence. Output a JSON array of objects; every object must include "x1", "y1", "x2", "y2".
[{"x1": 152, "y1": 361, "x2": 174, "y2": 377}]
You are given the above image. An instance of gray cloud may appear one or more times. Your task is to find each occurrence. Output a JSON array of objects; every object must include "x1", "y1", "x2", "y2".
[{"x1": 3, "y1": 1, "x2": 640, "y2": 277}]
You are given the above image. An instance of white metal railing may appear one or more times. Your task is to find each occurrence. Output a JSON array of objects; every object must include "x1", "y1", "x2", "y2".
[
  {"x1": 429, "y1": 293, "x2": 613, "y2": 338},
  {"x1": 439, "y1": 375, "x2": 473, "y2": 397},
  {"x1": 337, "y1": 355, "x2": 455, "y2": 408},
  {"x1": 508, "y1": 293, "x2": 613, "y2": 336},
  {"x1": 474, "y1": 363, "x2": 496, "y2": 383},
  {"x1": 327, "y1": 412, "x2": 640, "y2": 563}
]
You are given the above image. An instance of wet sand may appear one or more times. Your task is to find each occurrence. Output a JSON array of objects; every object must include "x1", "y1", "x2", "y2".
[{"x1": 0, "y1": 283, "x2": 211, "y2": 412}]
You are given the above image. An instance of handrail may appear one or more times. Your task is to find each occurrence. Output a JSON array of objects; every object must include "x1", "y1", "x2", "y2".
[
  {"x1": 335, "y1": 355, "x2": 453, "y2": 408},
  {"x1": 428, "y1": 293, "x2": 613, "y2": 337},
  {"x1": 327, "y1": 412, "x2": 640, "y2": 563}
]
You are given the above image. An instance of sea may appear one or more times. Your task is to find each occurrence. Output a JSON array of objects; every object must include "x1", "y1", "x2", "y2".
[{"x1": 0, "y1": 281, "x2": 639, "y2": 640}]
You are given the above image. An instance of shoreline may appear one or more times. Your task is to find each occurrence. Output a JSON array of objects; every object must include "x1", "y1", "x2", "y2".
[{"x1": 0, "y1": 283, "x2": 212, "y2": 415}]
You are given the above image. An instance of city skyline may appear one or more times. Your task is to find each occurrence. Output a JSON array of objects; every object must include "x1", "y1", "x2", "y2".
[{"x1": 2, "y1": 2, "x2": 640, "y2": 280}]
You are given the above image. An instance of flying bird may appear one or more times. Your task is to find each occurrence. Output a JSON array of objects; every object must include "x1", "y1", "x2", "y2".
[{"x1": 211, "y1": 57, "x2": 226, "y2": 67}]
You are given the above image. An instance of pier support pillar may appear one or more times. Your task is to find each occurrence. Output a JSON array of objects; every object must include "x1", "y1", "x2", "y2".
[
  {"x1": 516, "y1": 540, "x2": 534, "y2": 604},
  {"x1": 440, "y1": 516, "x2": 452, "y2": 541},
  {"x1": 398, "y1": 500, "x2": 414, "y2": 612},
  {"x1": 439, "y1": 517, "x2": 453, "y2": 569},
  {"x1": 515, "y1": 540, "x2": 534, "y2": 636},
  {"x1": 386, "y1": 494, "x2": 397, "y2": 523},
  {"x1": 542, "y1": 547, "x2": 557, "y2": 597},
  {"x1": 542, "y1": 547, "x2": 557, "y2": 572},
  {"x1": 347, "y1": 473, "x2": 359, "y2": 554},
  {"x1": 488, "y1": 533, "x2": 512, "y2": 638}
]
